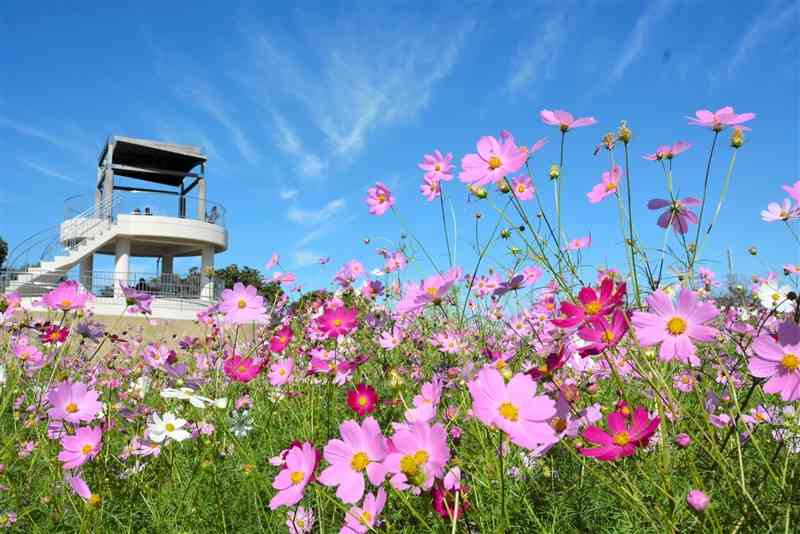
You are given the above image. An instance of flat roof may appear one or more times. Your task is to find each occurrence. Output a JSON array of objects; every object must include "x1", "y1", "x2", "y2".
[{"x1": 100, "y1": 136, "x2": 207, "y2": 187}]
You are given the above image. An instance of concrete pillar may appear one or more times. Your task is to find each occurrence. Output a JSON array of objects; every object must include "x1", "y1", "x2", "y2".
[
  {"x1": 200, "y1": 245, "x2": 214, "y2": 300},
  {"x1": 162, "y1": 255, "x2": 174, "y2": 275},
  {"x1": 114, "y1": 238, "x2": 130, "y2": 299},
  {"x1": 102, "y1": 167, "x2": 114, "y2": 219},
  {"x1": 79, "y1": 254, "x2": 93, "y2": 292},
  {"x1": 197, "y1": 176, "x2": 206, "y2": 221}
]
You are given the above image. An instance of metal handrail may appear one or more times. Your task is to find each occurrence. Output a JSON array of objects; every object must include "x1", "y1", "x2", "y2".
[{"x1": 64, "y1": 191, "x2": 226, "y2": 226}]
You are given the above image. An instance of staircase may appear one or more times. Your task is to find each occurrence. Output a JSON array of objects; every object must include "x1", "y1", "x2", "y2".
[{"x1": 1, "y1": 197, "x2": 120, "y2": 297}]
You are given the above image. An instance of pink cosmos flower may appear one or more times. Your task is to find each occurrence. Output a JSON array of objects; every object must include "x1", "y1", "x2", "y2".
[
  {"x1": 566, "y1": 236, "x2": 591, "y2": 251},
  {"x1": 587, "y1": 165, "x2": 621, "y2": 204},
  {"x1": 269, "y1": 358, "x2": 295, "y2": 386},
  {"x1": 384, "y1": 421, "x2": 450, "y2": 492},
  {"x1": 552, "y1": 277, "x2": 626, "y2": 328},
  {"x1": 467, "y1": 366, "x2": 556, "y2": 450},
  {"x1": 223, "y1": 355, "x2": 261, "y2": 383},
  {"x1": 340, "y1": 488, "x2": 387, "y2": 534},
  {"x1": 510, "y1": 175, "x2": 534, "y2": 201},
  {"x1": 219, "y1": 283, "x2": 267, "y2": 325},
  {"x1": 347, "y1": 383, "x2": 379, "y2": 417},
  {"x1": 459, "y1": 135, "x2": 527, "y2": 187},
  {"x1": 687, "y1": 106, "x2": 755, "y2": 132},
  {"x1": 420, "y1": 175, "x2": 441, "y2": 201},
  {"x1": 647, "y1": 197, "x2": 700, "y2": 235},
  {"x1": 269, "y1": 442, "x2": 318, "y2": 509},
  {"x1": 269, "y1": 325, "x2": 293, "y2": 353},
  {"x1": 396, "y1": 267, "x2": 462, "y2": 314},
  {"x1": 522, "y1": 266, "x2": 543, "y2": 286},
  {"x1": 783, "y1": 180, "x2": 800, "y2": 203},
  {"x1": 318, "y1": 417, "x2": 387, "y2": 503},
  {"x1": 41, "y1": 280, "x2": 91, "y2": 312},
  {"x1": 119, "y1": 282, "x2": 153, "y2": 314},
  {"x1": 631, "y1": 289, "x2": 719, "y2": 366},
  {"x1": 419, "y1": 150, "x2": 454, "y2": 182},
  {"x1": 286, "y1": 506, "x2": 315, "y2": 534},
  {"x1": 272, "y1": 272, "x2": 297, "y2": 284},
  {"x1": 58, "y1": 426, "x2": 102, "y2": 469},
  {"x1": 266, "y1": 252, "x2": 280, "y2": 269},
  {"x1": 749, "y1": 327, "x2": 800, "y2": 402},
  {"x1": 317, "y1": 306, "x2": 358, "y2": 339},
  {"x1": 540, "y1": 109, "x2": 597, "y2": 132},
  {"x1": 643, "y1": 141, "x2": 691, "y2": 161},
  {"x1": 687, "y1": 490, "x2": 710, "y2": 512},
  {"x1": 366, "y1": 182, "x2": 395, "y2": 216},
  {"x1": 47, "y1": 381, "x2": 103, "y2": 423},
  {"x1": 66, "y1": 475, "x2": 94, "y2": 502},
  {"x1": 761, "y1": 199, "x2": 799, "y2": 222},
  {"x1": 580, "y1": 407, "x2": 660, "y2": 462}
]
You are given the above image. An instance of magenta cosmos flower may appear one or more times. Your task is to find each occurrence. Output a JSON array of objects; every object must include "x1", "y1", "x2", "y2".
[
  {"x1": 269, "y1": 442, "x2": 318, "y2": 509},
  {"x1": 632, "y1": 289, "x2": 719, "y2": 366},
  {"x1": 643, "y1": 141, "x2": 691, "y2": 161},
  {"x1": 316, "y1": 306, "x2": 358, "y2": 338},
  {"x1": 341, "y1": 487, "x2": 387, "y2": 534},
  {"x1": 552, "y1": 277, "x2": 626, "y2": 328},
  {"x1": 318, "y1": 417, "x2": 387, "y2": 503},
  {"x1": 41, "y1": 280, "x2": 91, "y2": 312},
  {"x1": 749, "y1": 327, "x2": 800, "y2": 401},
  {"x1": 269, "y1": 325, "x2": 293, "y2": 353},
  {"x1": 467, "y1": 366, "x2": 556, "y2": 450},
  {"x1": 587, "y1": 165, "x2": 621, "y2": 204},
  {"x1": 419, "y1": 150, "x2": 454, "y2": 182},
  {"x1": 47, "y1": 381, "x2": 103, "y2": 423},
  {"x1": 647, "y1": 197, "x2": 700, "y2": 235},
  {"x1": 687, "y1": 106, "x2": 755, "y2": 132},
  {"x1": 384, "y1": 421, "x2": 450, "y2": 492},
  {"x1": 540, "y1": 109, "x2": 597, "y2": 132},
  {"x1": 580, "y1": 407, "x2": 659, "y2": 462},
  {"x1": 347, "y1": 383, "x2": 379, "y2": 417},
  {"x1": 58, "y1": 426, "x2": 102, "y2": 469},
  {"x1": 510, "y1": 175, "x2": 534, "y2": 201},
  {"x1": 576, "y1": 310, "x2": 629, "y2": 356},
  {"x1": 223, "y1": 354, "x2": 261, "y2": 383},
  {"x1": 365, "y1": 182, "x2": 395, "y2": 216},
  {"x1": 219, "y1": 282, "x2": 267, "y2": 325},
  {"x1": 459, "y1": 135, "x2": 527, "y2": 187}
]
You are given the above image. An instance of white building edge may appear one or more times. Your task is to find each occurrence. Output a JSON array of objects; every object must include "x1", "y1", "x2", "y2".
[{"x1": 2, "y1": 136, "x2": 228, "y2": 319}]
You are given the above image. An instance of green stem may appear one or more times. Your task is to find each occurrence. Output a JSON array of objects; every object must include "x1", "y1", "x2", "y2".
[
  {"x1": 438, "y1": 183, "x2": 453, "y2": 267},
  {"x1": 623, "y1": 143, "x2": 641, "y2": 307},
  {"x1": 689, "y1": 131, "x2": 719, "y2": 274},
  {"x1": 696, "y1": 148, "x2": 737, "y2": 262}
]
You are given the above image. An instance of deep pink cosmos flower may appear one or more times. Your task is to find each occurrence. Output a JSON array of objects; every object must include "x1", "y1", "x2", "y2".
[
  {"x1": 41, "y1": 280, "x2": 91, "y2": 312},
  {"x1": 58, "y1": 426, "x2": 102, "y2": 469},
  {"x1": 576, "y1": 310, "x2": 630, "y2": 356},
  {"x1": 40, "y1": 324, "x2": 69, "y2": 345},
  {"x1": 340, "y1": 488, "x2": 387, "y2": 534},
  {"x1": 783, "y1": 180, "x2": 800, "y2": 203},
  {"x1": 552, "y1": 278, "x2": 626, "y2": 329},
  {"x1": 587, "y1": 165, "x2": 621, "y2": 204},
  {"x1": 643, "y1": 141, "x2": 691, "y2": 161},
  {"x1": 647, "y1": 197, "x2": 701, "y2": 235},
  {"x1": 269, "y1": 325, "x2": 294, "y2": 353},
  {"x1": 459, "y1": 135, "x2": 527, "y2": 187},
  {"x1": 467, "y1": 366, "x2": 556, "y2": 450},
  {"x1": 366, "y1": 182, "x2": 395, "y2": 216},
  {"x1": 510, "y1": 175, "x2": 534, "y2": 201},
  {"x1": 687, "y1": 106, "x2": 755, "y2": 132},
  {"x1": 223, "y1": 354, "x2": 261, "y2": 383},
  {"x1": 632, "y1": 289, "x2": 719, "y2": 366},
  {"x1": 269, "y1": 358, "x2": 295, "y2": 386},
  {"x1": 347, "y1": 383, "x2": 378, "y2": 417},
  {"x1": 384, "y1": 421, "x2": 450, "y2": 492},
  {"x1": 419, "y1": 150, "x2": 454, "y2": 182},
  {"x1": 318, "y1": 417, "x2": 387, "y2": 503},
  {"x1": 540, "y1": 109, "x2": 597, "y2": 132},
  {"x1": 269, "y1": 442, "x2": 318, "y2": 509},
  {"x1": 219, "y1": 283, "x2": 267, "y2": 325},
  {"x1": 580, "y1": 407, "x2": 660, "y2": 462},
  {"x1": 47, "y1": 381, "x2": 103, "y2": 423},
  {"x1": 316, "y1": 306, "x2": 358, "y2": 339},
  {"x1": 749, "y1": 323, "x2": 800, "y2": 401}
]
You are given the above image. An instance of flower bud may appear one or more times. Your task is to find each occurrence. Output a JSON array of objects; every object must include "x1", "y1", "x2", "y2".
[
  {"x1": 674, "y1": 433, "x2": 692, "y2": 448},
  {"x1": 468, "y1": 185, "x2": 488, "y2": 199},
  {"x1": 549, "y1": 164, "x2": 560, "y2": 180},
  {"x1": 500, "y1": 228, "x2": 511, "y2": 239},
  {"x1": 617, "y1": 121, "x2": 632, "y2": 144},
  {"x1": 497, "y1": 178, "x2": 511, "y2": 193},
  {"x1": 747, "y1": 246, "x2": 758, "y2": 256},
  {"x1": 730, "y1": 127, "x2": 744, "y2": 148},
  {"x1": 686, "y1": 490, "x2": 710, "y2": 513}
]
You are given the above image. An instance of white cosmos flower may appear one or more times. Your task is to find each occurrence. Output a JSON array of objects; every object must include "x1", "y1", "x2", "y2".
[
  {"x1": 147, "y1": 412, "x2": 191, "y2": 443},
  {"x1": 160, "y1": 387, "x2": 227, "y2": 409},
  {"x1": 756, "y1": 282, "x2": 793, "y2": 313}
]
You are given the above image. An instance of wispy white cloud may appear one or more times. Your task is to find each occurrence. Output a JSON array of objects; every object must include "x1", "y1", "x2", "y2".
[
  {"x1": 23, "y1": 161, "x2": 82, "y2": 184},
  {"x1": 272, "y1": 113, "x2": 326, "y2": 178},
  {"x1": 292, "y1": 249, "x2": 323, "y2": 268},
  {"x1": 0, "y1": 116, "x2": 95, "y2": 162},
  {"x1": 506, "y1": 9, "x2": 568, "y2": 93},
  {"x1": 287, "y1": 198, "x2": 346, "y2": 226},
  {"x1": 609, "y1": 0, "x2": 673, "y2": 84},
  {"x1": 279, "y1": 188, "x2": 298, "y2": 201},
  {"x1": 726, "y1": 1, "x2": 798, "y2": 78}
]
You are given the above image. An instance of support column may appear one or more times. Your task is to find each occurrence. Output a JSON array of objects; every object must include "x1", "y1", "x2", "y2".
[
  {"x1": 197, "y1": 175, "x2": 206, "y2": 222},
  {"x1": 114, "y1": 238, "x2": 130, "y2": 299},
  {"x1": 162, "y1": 255, "x2": 174, "y2": 275},
  {"x1": 200, "y1": 245, "x2": 214, "y2": 300},
  {"x1": 79, "y1": 254, "x2": 93, "y2": 292}
]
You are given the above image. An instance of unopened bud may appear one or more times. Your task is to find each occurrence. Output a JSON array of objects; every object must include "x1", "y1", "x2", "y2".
[
  {"x1": 747, "y1": 246, "x2": 758, "y2": 256},
  {"x1": 617, "y1": 121, "x2": 632, "y2": 144},
  {"x1": 469, "y1": 185, "x2": 488, "y2": 199},
  {"x1": 497, "y1": 178, "x2": 511, "y2": 193},
  {"x1": 500, "y1": 229, "x2": 511, "y2": 239},
  {"x1": 730, "y1": 127, "x2": 745, "y2": 149},
  {"x1": 549, "y1": 164, "x2": 560, "y2": 180}
]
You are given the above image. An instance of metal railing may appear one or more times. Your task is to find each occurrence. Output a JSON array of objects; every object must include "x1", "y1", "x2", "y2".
[{"x1": 64, "y1": 191, "x2": 226, "y2": 227}]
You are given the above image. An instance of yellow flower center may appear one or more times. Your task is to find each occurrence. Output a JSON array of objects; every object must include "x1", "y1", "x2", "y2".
[
  {"x1": 612, "y1": 431, "x2": 631, "y2": 446},
  {"x1": 237, "y1": 299, "x2": 247, "y2": 309},
  {"x1": 290, "y1": 470, "x2": 305, "y2": 484},
  {"x1": 601, "y1": 329, "x2": 615, "y2": 343},
  {"x1": 351, "y1": 452, "x2": 370, "y2": 472},
  {"x1": 60, "y1": 299, "x2": 73, "y2": 309},
  {"x1": 358, "y1": 396, "x2": 367, "y2": 407},
  {"x1": 781, "y1": 353, "x2": 799, "y2": 371},
  {"x1": 426, "y1": 286, "x2": 438, "y2": 297},
  {"x1": 278, "y1": 368, "x2": 286, "y2": 376},
  {"x1": 434, "y1": 163, "x2": 442, "y2": 171},
  {"x1": 50, "y1": 331, "x2": 61, "y2": 342},
  {"x1": 605, "y1": 182, "x2": 618, "y2": 192},
  {"x1": 165, "y1": 423, "x2": 175, "y2": 432},
  {"x1": 666, "y1": 316, "x2": 687, "y2": 336},
  {"x1": 488, "y1": 155, "x2": 502, "y2": 170},
  {"x1": 88, "y1": 494, "x2": 101, "y2": 506},
  {"x1": 414, "y1": 450, "x2": 429, "y2": 465},
  {"x1": 681, "y1": 375, "x2": 691, "y2": 384},
  {"x1": 400, "y1": 454, "x2": 420, "y2": 476},
  {"x1": 296, "y1": 519, "x2": 305, "y2": 528},
  {"x1": 360, "y1": 511, "x2": 373, "y2": 525},
  {"x1": 551, "y1": 417, "x2": 567, "y2": 433},
  {"x1": 516, "y1": 184, "x2": 526, "y2": 193},
  {"x1": 237, "y1": 365, "x2": 248, "y2": 374},
  {"x1": 82, "y1": 444, "x2": 94, "y2": 454},
  {"x1": 333, "y1": 318, "x2": 342, "y2": 327},
  {"x1": 498, "y1": 401, "x2": 519, "y2": 422},
  {"x1": 377, "y1": 193, "x2": 386, "y2": 203},
  {"x1": 771, "y1": 292, "x2": 782, "y2": 302},
  {"x1": 65, "y1": 402, "x2": 79, "y2": 413},
  {"x1": 584, "y1": 300, "x2": 601, "y2": 315}
]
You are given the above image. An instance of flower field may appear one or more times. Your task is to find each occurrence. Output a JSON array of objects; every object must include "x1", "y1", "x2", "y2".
[{"x1": 1, "y1": 107, "x2": 799, "y2": 533}]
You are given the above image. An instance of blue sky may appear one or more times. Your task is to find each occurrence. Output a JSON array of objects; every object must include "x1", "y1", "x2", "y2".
[{"x1": 1, "y1": 0, "x2": 798, "y2": 290}]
